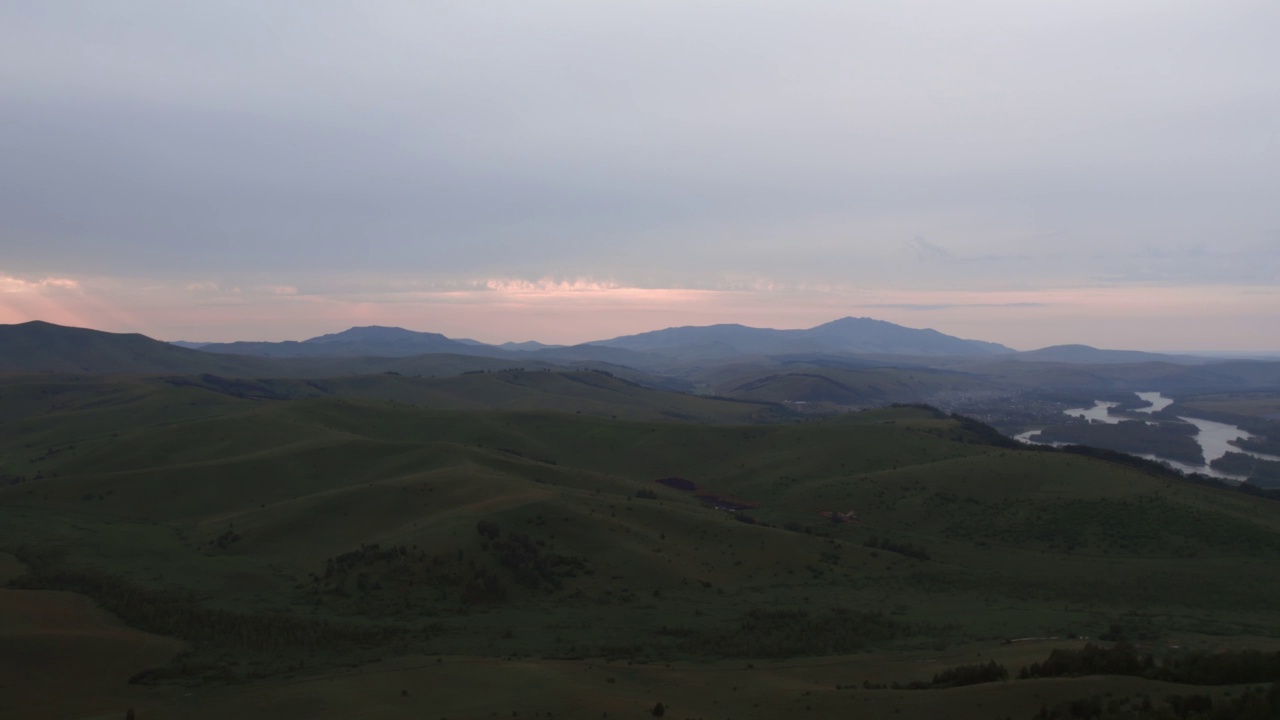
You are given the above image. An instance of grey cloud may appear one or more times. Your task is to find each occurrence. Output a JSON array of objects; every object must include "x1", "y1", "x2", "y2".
[
  {"x1": 1, "y1": 1, "x2": 1278, "y2": 290},
  {"x1": 865, "y1": 303, "x2": 1050, "y2": 311},
  {"x1": 905, "y1": 236, "x2": 952, "y2": 262},
  {"x1": 1092, "y1": 245, "x2": 1280, "y2": 285}
]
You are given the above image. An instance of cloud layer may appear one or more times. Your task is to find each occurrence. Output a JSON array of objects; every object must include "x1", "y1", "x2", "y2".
[{"x1": 1, "y1": 2, "x2": 1277, "y2": 348}]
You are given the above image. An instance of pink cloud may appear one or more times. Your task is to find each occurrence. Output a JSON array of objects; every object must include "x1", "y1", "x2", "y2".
[{"x1": 1, "y1": 272, "x2": 1275, "y2": 351}]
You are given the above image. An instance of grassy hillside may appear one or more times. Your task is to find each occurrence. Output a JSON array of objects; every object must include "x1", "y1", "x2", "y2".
[
  {"x1": 0, "y1": 321, "x2": 283, "y2": 376},
  {"x1": 4, "y1": 376, "x2": 1280, "y2": 718},
  {"x1": 706, "y1": 364, "x2": 993, "y2": 407}
]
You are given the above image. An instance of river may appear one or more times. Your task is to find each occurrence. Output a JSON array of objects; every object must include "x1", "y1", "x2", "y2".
[
  {"x1": 1063, "y1": 401, "x2": 1122, "y2": 424},
  {"x1": 1133, "y1": 391, "x2": 1174, "y2": 413},
  {"x1": 1019, "y1": 391, "x2": 1278, "y2": 482}
]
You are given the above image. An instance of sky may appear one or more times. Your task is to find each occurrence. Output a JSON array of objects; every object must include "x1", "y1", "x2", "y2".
[{"x1": 1, "y1": 1, "x2": 1277, "y2": 350}]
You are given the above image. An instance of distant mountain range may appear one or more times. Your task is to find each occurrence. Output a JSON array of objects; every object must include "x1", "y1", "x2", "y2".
[
  {"x1": 1012, "y1": 344, "x2": 1208, "y2": 365},
  {"x1": 0, "y1": 321, "x2": 281, "y2": 375},
  {"x1": 5, "y1": 319, "x2": 1273, "y2": 397},
  {"x1": 179, "y1": 316, "x2": 1013, "y2": 363},
  {"x1": 589, "y1": 316, "x2": 1011, "y2": 359},
  {"x1": 0, "y1": 321, "x2": 680, "y2": 387},
  {"x1": 195, "y1": 325, "x2": 506, "y2": 359}
]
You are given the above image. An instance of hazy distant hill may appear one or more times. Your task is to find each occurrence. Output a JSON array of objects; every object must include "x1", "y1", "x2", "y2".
[
  {"x1": 529, "y1": 343, "x2": 681, "y2": 370},
  {"x1": 196, "y1": 325, "x2": 506, "y2": 359},
  {"x1": 499, "y1": 340, "x2": 563, "y2": 351},
  {"x1": 592, "y1": 316, "x2": 1012, "y2": 359},
  {"x1": 13, "y1": 321, "x2": 1279, "y2": 406},
  {"x1": 0, "y1": 321, "x2": 281, "y2": 375},
  {"x1": 178, "y1": 317, "x2": 1010, "y2": 366},
  {"x1": 0, "y1": 321, "x2": 690, "y2": 389},
  {"x1": 1015, "y1": 344, "x2": 1208, "y2": 365}
]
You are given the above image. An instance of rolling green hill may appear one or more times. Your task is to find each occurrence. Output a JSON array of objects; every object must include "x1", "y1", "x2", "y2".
[
  {"x1": 706, "y1": 364, "x2": 994, "y2": 407},
  {"x1": 4, "y1": 373, "x2": 1280, "y2": 718}
]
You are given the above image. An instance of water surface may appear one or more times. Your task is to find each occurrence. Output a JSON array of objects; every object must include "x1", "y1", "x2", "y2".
[
  {"x1": 1133, "y1": 391, "x2": 1173, "y2": 413},
  {"x1": 1063, "y1": 401, "x2": 1121, "y2": 424},
  {"x1": 1018, "y1": 391, "x2": 1280, "y2": 482}
]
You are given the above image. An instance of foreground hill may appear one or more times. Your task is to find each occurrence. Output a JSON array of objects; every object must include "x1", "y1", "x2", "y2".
[{"x1": 3, "y1": 373, "x2": 1280, "y2": 717}]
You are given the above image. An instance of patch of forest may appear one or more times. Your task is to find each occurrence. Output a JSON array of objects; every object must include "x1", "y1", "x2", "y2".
[
  {"x1": 7, "y1": 548, "x2": 426, "y2": 685},
  {"x1": 1212, "y1": 452, "x2": 1280, "y2": 488},
  {"x1": 676, "y1": 608, "x2": 949, "y2": 657},
  {"x1": 881, "y1": 643, "x2": 1280, "y2": 719},
  {"x1": 1034, "y1": 420, "x2": 1205, "y2": 465}
]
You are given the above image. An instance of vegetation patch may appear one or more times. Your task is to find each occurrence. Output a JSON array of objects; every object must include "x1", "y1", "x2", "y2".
[
  {"x1": 479, "y1": 522, "x2": 588, "y2": 591},
  {"x1": 1031, "y1": 684, "x2": 1279, "y2": 719},
  {"x1": 944, "y1": 495, "x2": 1280, "y2": 556},
  {"x1": 1212, "y1": 452, "x2": 1280, "y2": 488},
  {"x1": 1035, "y1": 420, "x2": 1205, "y2": 466},
  {"x1": 8, "y1": 557, "x2": 416, "y2": 685},
  {"x1": 309, "y1": 541, "x2": 508, "y2": 610},
  {"x1": 863, "y1": 535, "x2": 931, "y2": 561},
  {"x1": 655, "y1": 477, "x2": 696, "y2": 491},
  {"x1": 862, "y1": 660, "x2": 1009, "y2": 690},
  {"x1": 682, "y1": 608, "x2": 941, "y2": 657},
  {"x1": 1019, "y1": 643, "x2": 1280, "y2": 686}
]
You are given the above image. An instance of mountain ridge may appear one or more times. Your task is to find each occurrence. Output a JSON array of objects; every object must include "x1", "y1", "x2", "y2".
[
  {"x1": 1013, "y1": 344, "x2": 1209, "y2": 365},
  {"x1": 590, "y1": 316, "x2": 1013, "y2": 358},
  {"x1": 196, "y1": 325, "x2": 505, "y2": 359},
  {"x1": 0, "y1": 321, "x2": 281, "y2": 375}
]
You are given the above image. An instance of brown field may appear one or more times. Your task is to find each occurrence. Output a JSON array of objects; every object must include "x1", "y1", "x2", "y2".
[
  {"x1": 136, "y1": 642, "x2": 1264, "y2": 720},
  {"x1": 1180, "y1": 392, "x2": 1280, "y2": 419},
  {"x1": 0, "y1": 588, "x2": 184, "y2": 720},
  {"x1": 0, "y1": 551, "x2": 24, "y2": 584}
]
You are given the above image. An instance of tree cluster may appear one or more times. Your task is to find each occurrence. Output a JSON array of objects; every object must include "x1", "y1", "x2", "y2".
[
  {"x1": 1034, "y1": 683, "x2": 1279, "y2": 719},
  {"x1": 684, "y1": 608, "x2": 932, "y2": 658},
  {"x1": 1019, "y1": 643, "x2": 1280, "y2": 686},
  {"x1": 863, "y1": 536, "x2": 930, "y2": 561},
  {"x1": 480, "y1": 523, "x2": 586, "y2": 590}
]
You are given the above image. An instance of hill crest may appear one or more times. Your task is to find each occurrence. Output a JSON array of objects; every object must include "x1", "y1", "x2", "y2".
[{"x1": 591, "y1": 316, "x2": 1012, "y2": 358}]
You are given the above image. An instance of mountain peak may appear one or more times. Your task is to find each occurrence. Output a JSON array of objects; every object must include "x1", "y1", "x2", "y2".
[
  {"x1": 194, "y1": 325, "x2": 498, "y2": 359},
  {"x1": 594, "y1": 317, "x2": 1013, "y2": 357},
  {"x1": 303, "y1": 326, "x2": 443, "y2": 344}
]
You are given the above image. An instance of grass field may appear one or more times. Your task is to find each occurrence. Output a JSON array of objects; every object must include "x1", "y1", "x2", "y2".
[
  {"x1": 3, "y1": 373, "x2": 1280, "y2": 718},
  {"x1": 1178, "y1": 392, "x2": 1280, "y2": 420}
]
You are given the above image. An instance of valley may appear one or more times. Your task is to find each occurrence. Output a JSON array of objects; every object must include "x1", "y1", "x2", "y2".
[
  {"x1": 1011, "y1": 391, "x2": 1280, "y2": 485},
  {"x1": 3, "y1": 321, "x2": 1280, "y2": 718}
]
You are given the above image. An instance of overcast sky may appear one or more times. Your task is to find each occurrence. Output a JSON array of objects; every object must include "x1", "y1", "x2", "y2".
[{"x1": 2, "y1": 1, "x2": 1277, "y2": 349}]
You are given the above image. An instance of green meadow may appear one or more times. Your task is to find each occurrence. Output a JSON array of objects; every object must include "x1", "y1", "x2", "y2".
[{"x1": 3, "y1": 371, "x2": 1280, "y2": 718}]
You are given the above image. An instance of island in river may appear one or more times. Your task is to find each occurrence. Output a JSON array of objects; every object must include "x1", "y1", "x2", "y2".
[
  {"x1": 1033, "y1": 419, "x2": 1205, "y2": 466},
  {"x1": 1019, "y1": 391, "x2": 1280, "y2": 483}
]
